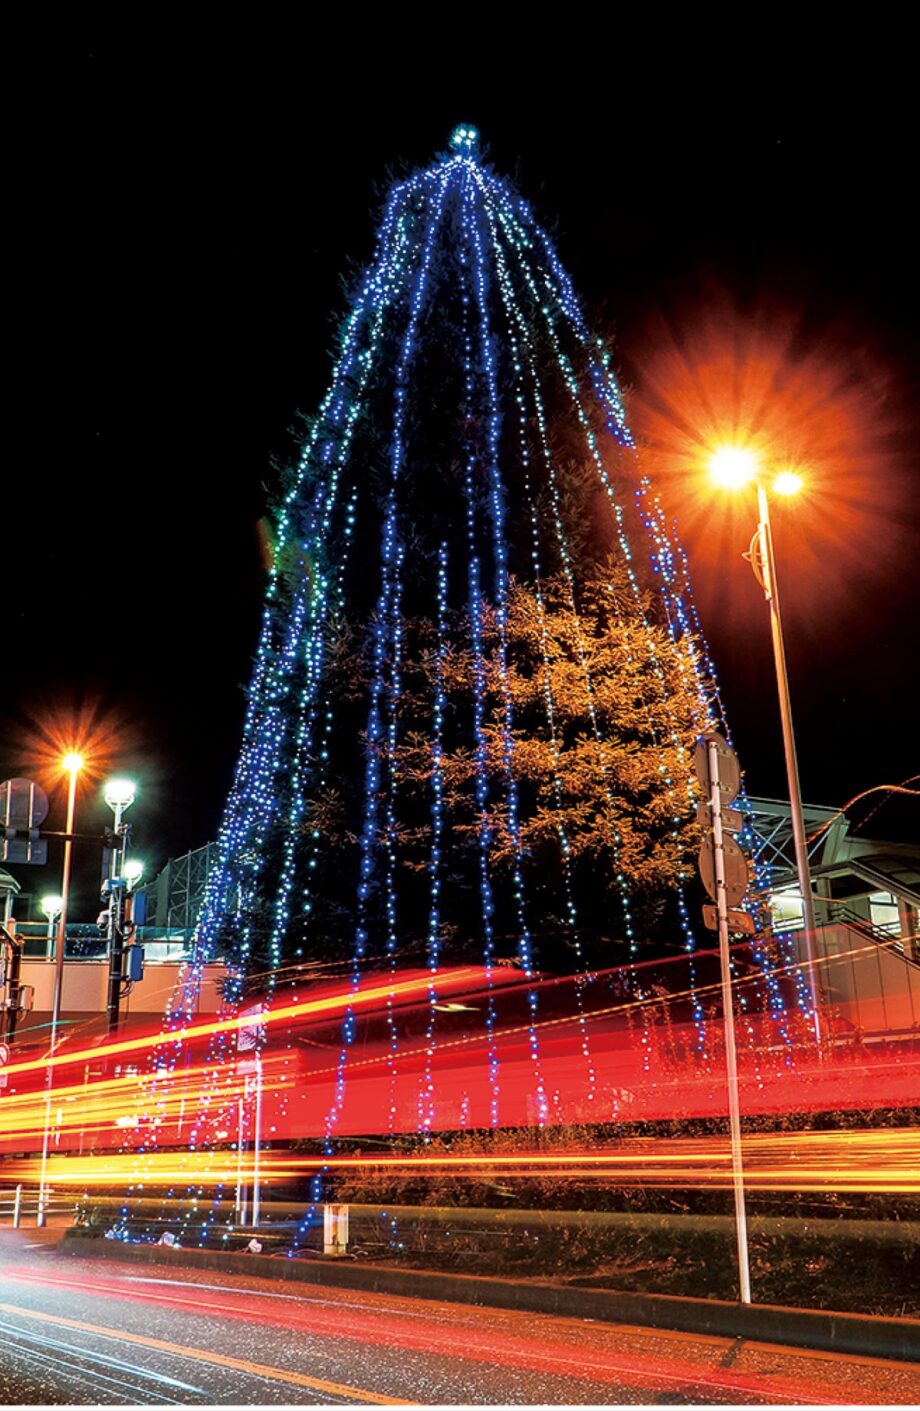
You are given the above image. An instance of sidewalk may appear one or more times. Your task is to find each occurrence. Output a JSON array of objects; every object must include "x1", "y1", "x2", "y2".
[{"x1": 61, "y1": 1228, "x2": 920, "y2": 1364}]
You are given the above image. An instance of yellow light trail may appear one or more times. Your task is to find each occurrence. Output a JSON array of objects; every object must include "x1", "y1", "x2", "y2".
[
  {"x1": 0, "y1": 937, "x2": 904, "y2": 1154},
  {"x1": 0, "y1": 938, "x2": 886, "y2": 1096},
  {"x1": 6, "y1": 1127, "x2": 918, "y2": 1194},
  {"x1": 0, "y1": 968, "x2": 482, "y2": 1082},
  {"x1": 0, "y1": 1053, "x2": 294, "y2": 1142}
]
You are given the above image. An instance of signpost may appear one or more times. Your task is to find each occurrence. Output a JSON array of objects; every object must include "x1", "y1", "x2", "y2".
[
  {"x1": 237, "y1": 1006, "x2": 266, "y2": 1229},
  {"x1": 694, "y1": 731, "x2": 752, "y2": 1305},
  {"x1": 0, "y1": 779, "x2": 49, "y2": 866}
]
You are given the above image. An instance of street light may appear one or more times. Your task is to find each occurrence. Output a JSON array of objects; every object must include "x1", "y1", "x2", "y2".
[
  {"x1": 123, "y1": 858, "x2": 144, "y2": 886},
  {"x1": 103, "y1": 777, "x2": 137, "y2": 1032},
  {"x1": 37, "y1": 752, "x2": 83, "y2": 1226},
  {"x1": 40, "y1": 894, "x2": 63, "y2": 944},
  {"x1": 104, "y1": 778, "x2": 136, "y2": 813},
  {"x1": 708, "y1": 447, "x2": 822, "y2": 1041}
]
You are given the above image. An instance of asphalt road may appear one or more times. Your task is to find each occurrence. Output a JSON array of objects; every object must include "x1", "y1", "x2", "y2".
[{"x1": 0, "y1": 1230, "x2": 917, "y2": 1405}]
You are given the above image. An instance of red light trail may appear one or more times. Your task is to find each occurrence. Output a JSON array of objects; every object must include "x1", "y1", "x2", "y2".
[
  {"x1": 0, "y1": 1267, "x2": 878, "y2": 1404},
  {"x1": 0, "y1": 967, "x2": 486, "y2": 1081}
]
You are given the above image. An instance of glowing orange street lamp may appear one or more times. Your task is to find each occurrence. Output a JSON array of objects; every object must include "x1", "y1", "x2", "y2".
[
  {"x1": 37, "y1": 751, "x2": 83, "y2": 1226},
  {"x1": 708, "y1": 448, "x2": 821, "y2": 1042}
]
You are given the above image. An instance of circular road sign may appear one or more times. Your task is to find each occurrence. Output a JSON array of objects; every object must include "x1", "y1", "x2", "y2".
[
  {"x1": 698, "y1": 835, "x2": 749, "y2": 908},
  {"x1": 0, "y1": 778, "x2": 50, "y2": 829},
  {"x1": 693, "y1": 732, "x2": 741, "y2": 802}
]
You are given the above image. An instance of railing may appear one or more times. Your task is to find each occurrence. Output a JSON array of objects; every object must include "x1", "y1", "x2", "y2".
[
  {"x1": 13, "y1": 924, "x2": 202, "y2": 962},
  {"x1": 811, "y1": 917, "x2": 920, "y2": 1037},
  {"x1": 0, "y1": 1186, "x2": 75, "y2": 1226},
  {"x1": 826, "y1": 906, "x2": 920, "y2": 967}
]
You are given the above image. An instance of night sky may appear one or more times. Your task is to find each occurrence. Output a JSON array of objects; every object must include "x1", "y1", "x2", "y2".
[{"x1": 5, "y1": 34, "x2": 917, "y2": 919}]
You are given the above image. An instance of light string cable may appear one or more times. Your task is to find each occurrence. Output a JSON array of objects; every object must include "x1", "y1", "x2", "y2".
[
  {"x1": 262, "y1": 181, "x2": 421, "y2": 995},
  {"x1": 484, "y1": 193, "x2": 664, "y2": 1087},
  {"x1": 512, "y1": 195, "x2": 798, "y2": 1049},
  {"x1": 128, "y1": 175, "x2": 417, "y2": 1246},
  {"x1": 458, "y1": 172, "x2": 502, "y2": 1127},
  {"x1": 287, "y1": 197, "x2": 420, "y2": 974},
  {"x1": 289, "y1": 162, "x2": 454, "y2": 1253},
  {"x1": 477, "y1": 171, "x2": 647, "y2": 990},
  {"x1": 497, "y1": 191, "x2": 702, "y2": 874},
  {"x1": 418, "y1": 540, "x2": 449, "y2": 1136},
  {"x1": 184, "y1": 206, "x2": 421, "y2": 1248},
  {"x1": 200, "y1": 171, "x2": 414, "y2": 988},
  {"x1": 466, "y1": 160, "x2": 549, "y2": 1126},
  {"x1": 489, "y1": 182, "x2": 709, "y2": 1051},
  {"x1": 475, "y1": 177, "x2": 598, "y2": 1113}
]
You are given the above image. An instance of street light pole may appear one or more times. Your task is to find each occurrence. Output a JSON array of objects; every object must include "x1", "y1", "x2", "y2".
[
  {"x1": 37, "y1": 754, "x2": 82, "y2": 1227},
  {"x1": 103, "y1": 779, "x2": 136, "y2": 1033},
  {"x1": 751, "y1": 483, "x2": 822, "y2": 1042},
  {"x1": 51, "y1": 767, "x2": 78, "y2": 1041}
]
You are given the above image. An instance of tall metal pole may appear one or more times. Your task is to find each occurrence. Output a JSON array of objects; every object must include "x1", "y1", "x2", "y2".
[
  {"x1": 708, "y1": 739, "x2": 751, "y2": 1305},
  {"x1": 234, "y1": 1095, "x2": 245, "y2": 1221},
  {"x1": 37, "y1": 767, "x2": 78, "y2": 1227},
  {"x1": 754, "y1": 483, "x2": 822, "y2": 1042},
  {"x1": 105, "y1": 803, "x2": 127, "y2": 1033},
  {"x1": 251, "y1": 1053, "x2": 263, "y2": 1229}
]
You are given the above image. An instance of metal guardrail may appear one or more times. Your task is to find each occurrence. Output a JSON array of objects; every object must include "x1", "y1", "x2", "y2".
[{"x1": 0, "y1": 1186, "x2": 75, "y2": 1226}]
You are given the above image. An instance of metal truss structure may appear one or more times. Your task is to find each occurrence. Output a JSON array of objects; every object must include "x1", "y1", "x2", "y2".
[
  {"x1": 143, "y1": 842, "x2": 218, "y2": 931},
  {"x1": 745, "y1": 797, "x2": 849, "y2": 883}
]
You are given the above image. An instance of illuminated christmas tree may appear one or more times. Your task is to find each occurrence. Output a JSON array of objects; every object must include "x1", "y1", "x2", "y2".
[{"x1": 195, "y1": 126, "x2": 720, "y2": 998}]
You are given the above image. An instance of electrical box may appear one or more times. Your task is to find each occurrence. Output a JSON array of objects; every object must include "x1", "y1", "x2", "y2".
[{"x1": 126, "y1": 947, "x2": 144, "y2": 983}]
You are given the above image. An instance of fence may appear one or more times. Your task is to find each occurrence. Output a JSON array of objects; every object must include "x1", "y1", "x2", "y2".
[{"x1": 0, "y1": 1186, "x2": 75, "y2": 1226}]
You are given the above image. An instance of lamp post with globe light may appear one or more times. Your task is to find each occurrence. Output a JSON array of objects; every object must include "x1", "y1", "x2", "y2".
[
  {"x1": 122, "y1": 858, "x2": 144, "y2": 968},
  {"x1": 709, "y1": 449, "x2": 821, "y2": 1041},
  {"x1": 40, "y1": 894, "x2": 63, "y2": 948},
  {"x1": 123, "y1": 859, "x2": 144, "y2": 888},
  {"x1": 103, "y1": 777, "x2": 136, "y2": 1032}
]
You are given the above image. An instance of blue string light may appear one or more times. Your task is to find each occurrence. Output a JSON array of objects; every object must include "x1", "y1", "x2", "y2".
[{"x1": 139, "y1": 130, "x2": 803, "y2": 1254}]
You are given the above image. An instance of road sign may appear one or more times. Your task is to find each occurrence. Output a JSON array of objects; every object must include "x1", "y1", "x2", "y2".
[
  {"x1": 1, "y1": 779, "x2": 49, "y2": 830},
  {"x1": 0, "y1": 836, "x2": 48, "y2": 865},
  {"x1": 693, "y1": 732, "x2": 741, "y2": 802},
  {"x1": 695, "y1": 733, "x2": 749, "y2": 908},
  {"x1": 702, "y1": 904, "x2": 756, "y2": 935},
  {"x1": 698, "y1": 836, "x2": 749, "y2": 908},
  {"x1": 238, "y1": 1004, "x2": 266, "y2": 1052},
  {"x1": 696, "y1": 801, "x2": 744, "y2": 835},
  {"x1": 1, "y1": 777, "x2": 50, "y2": 865},
  {"x1": 0, "y1": 1042, "x2": 9, "y2": 1066}
]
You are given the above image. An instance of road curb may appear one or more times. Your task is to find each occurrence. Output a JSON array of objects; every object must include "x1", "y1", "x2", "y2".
[{"x1": 60, "y1": 1230, "x2": 919, "y2": 1362}]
